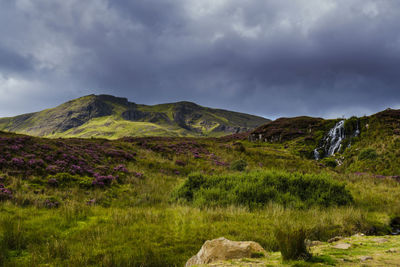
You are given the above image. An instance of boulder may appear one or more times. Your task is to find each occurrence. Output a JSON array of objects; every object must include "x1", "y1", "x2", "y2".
[{"x1": 185, "y1": 237, "x2": 266, "y2": 267}]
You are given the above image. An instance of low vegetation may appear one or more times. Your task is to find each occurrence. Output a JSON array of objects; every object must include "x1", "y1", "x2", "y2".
[
  {"x1": 174, "y1": 170, "x2": 353, "y2": 208},
  {"x1": 1, "y1": 108, "x2": 400, "y2": 266}
]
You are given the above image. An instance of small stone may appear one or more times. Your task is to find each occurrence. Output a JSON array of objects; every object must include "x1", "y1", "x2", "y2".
[
  {"x1": 328, "y1": 236, "x2": 343, "y2": 243},
  {"x1": 332, "y1": 243, "x2": 351, "y2": 249},
  {"x1": 360, "y1": 256, "x2": 373, "y2": 261}
]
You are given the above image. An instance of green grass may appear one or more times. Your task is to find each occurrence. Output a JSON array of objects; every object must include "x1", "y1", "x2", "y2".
[
  {"x1": 49, "y1": 117, "x2": 190, "y2": 139},
  {"x1": 173, "y1": 170, "x2": 353, "y2": 208},
  {"x1": 1, "y1": 130, "x2": 400, "y2": 266}
]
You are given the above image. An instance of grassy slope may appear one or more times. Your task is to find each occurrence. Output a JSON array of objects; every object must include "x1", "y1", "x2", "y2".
[
  {"x1": 0, "y1": 95, "x2": 97, "y2": 135},
  {"x1": 248, "y1": 109, "x2": 400, "y2": 177},
  {"x1": 0, "y1": 95, "x2": 270, "y2": 138},
  {"x1": 1, "y1": 130, "x2": 400, "y2": 266}
]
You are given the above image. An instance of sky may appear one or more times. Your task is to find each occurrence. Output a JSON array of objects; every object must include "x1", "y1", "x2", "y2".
[{"x1": 1, "y1": 0, "x2": 400, "y2": 119}]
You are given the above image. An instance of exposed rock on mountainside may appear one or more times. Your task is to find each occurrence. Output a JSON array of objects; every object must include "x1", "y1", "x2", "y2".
[{"x1": 0, "y1": 94, "x2": 269, "y2": 138}]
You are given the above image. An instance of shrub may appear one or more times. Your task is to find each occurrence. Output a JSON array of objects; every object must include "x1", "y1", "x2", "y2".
[
  {"x1": 0, "y1": 187, "x2": 12, "y2": 201},
  {"x1": 173, "y1": 170, "x2": 353, "y2": 208},
  {"x1": 43, "y1": 198, "x2": 60, "y2": 209},
  {"x1": 92, "y1": 175, "x2": 115, "y2": 187},
  {"x1": 320, "y1": 157, "x2": 337, "y2": 168},
  {"x1": 358, "y1": 148, "x2": 378, "y2": 160},
  {"x1": 343, "y1": 116, "x2": 360, "y2": 136},
  {"x1": 113, "y1": 164, "x2": 129, "y2": 173},
  {"x1": 47, "y1": 178, "x2": 58, "y2": 187},
  {"x1": 47, "y1": 173, "x2": 78, "y2": 187},
  {"x1": 389, "y1": 216, "x2": 400, "y2": 235},
  {"x1": 233, "y1": 142, "x2": 246, "y2": 152},
  {"x1": 230, "y1": 159, "x2": 247, "y2": 171},
  {"x1": 274, "y1": 223, "x2": 311, "y2": 261}
]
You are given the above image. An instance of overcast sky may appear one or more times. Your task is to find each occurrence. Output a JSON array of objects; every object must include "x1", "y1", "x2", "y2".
[{"x1": 1, "y1": 0, "x2": 400, "y2": 119}]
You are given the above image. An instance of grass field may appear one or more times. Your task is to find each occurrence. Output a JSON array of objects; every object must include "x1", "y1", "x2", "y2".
[{"x1": 1, "y1": 131, "x2": 400, "y2": 266}]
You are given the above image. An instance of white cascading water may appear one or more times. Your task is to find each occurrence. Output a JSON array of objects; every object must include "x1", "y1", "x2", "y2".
[
  {"x1": 326, "y1": 120, "x2": 345, "y2": 156},
  {"x1": 313, "y1": 149, "x2": 320, "y2": 160},
  {"x1": 314, "y1": 120, "x2": 346, "y2": 160}
]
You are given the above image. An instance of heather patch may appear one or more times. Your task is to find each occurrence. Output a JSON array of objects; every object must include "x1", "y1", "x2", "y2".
[{"x1": 0, "y1": 135, "x2": 137, "y2": 184}]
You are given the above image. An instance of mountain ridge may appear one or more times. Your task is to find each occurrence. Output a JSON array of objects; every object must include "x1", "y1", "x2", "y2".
[{"x1": 0, "y1": 94, "x2": 270, "y2": 139}]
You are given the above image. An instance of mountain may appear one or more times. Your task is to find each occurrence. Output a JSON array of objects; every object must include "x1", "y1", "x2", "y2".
[{"x1": 0, "y1": 94, "x2": 270, "y2": 138}]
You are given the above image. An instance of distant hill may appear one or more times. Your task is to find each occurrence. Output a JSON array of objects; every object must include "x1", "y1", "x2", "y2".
[
  {"x1": 0, "y1": 94, "x2": 270, "y2": 139},
  {"x1": 248, "y1": 108, "x2": 400, "y2": 175}
]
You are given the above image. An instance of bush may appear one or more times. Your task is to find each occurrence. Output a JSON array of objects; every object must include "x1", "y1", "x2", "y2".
[
  {"x1": 320, "y1": 157, "x2": 337, "y2": 168},
  {"x1": 358, "y1": 148, "x2": 378, "y2": 160},
  {"x1": 230, "y1": 159, "x2": 247, "y2": 171},
  {"x1": 274, "y1": 223, "x2": 311, "y2": 261},
  {"x1": 233, "y1": 142, "x2": 246, "y2": 152},
  {"x1": 343, "y1": 116, "x2": 360, "y2": 136},
  {"x1": 173, "y1": 170, "x2": 353, "y2": 208}
]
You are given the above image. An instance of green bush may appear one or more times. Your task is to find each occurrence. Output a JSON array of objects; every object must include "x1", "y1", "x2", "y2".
[
  {"x1": 343, "y1": 116, "x2": 359, "y2": 136},
  {"x1": 274, "y1": 223, "x2": 311, "y2": 261},
  {"x1": 320, "y1": 157, "x2": 337, "y2": 168},
  {"x1": 358, "y1": 148, "x2": 378, "y2": 160},
  {"x1": 233, "y1": 142, "x2": 246, "y2": 152},
  {"x1": 230, "y1": 159, "x2": 247, "y2": 171},
  {"x1": 47, "y1": 173, "x2": 93, "y2": 188},
  {"x1": 173, "y1": 170, "x2": 353, "y2": 208}
]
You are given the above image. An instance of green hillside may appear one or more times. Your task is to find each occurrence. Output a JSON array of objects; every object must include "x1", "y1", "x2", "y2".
[
  {"x1": 249, "y1": 108, "x2": 400, "y2": 176},
  {"x1": 1, "y1": 124, "x2": 400, "y2": 266},
  {"x1": 0, "y1": 95, "x2": 270, "y2": 138}
]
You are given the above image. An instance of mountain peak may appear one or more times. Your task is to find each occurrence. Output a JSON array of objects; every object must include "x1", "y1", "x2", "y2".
[{"x1": 0, "y1": 94, "x2": 270, "y2": 139}]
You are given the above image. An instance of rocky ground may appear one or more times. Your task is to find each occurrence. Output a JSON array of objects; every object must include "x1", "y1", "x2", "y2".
[{"x1": 197, "y1": 235, "x2": 400, "y2": 266}]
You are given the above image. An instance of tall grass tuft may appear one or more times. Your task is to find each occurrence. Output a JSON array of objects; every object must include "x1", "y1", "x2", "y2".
[
  {"x1": 274, "y1": 221, "x2": 311, "y2": 261},
  {"x1": 0, "y1": 215, "x2": 26, "y2": 250}
]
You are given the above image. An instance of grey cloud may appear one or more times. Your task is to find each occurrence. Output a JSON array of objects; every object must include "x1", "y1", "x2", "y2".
[{"x1": 0, "y1": 0, "x2": 400, "y2": 119}]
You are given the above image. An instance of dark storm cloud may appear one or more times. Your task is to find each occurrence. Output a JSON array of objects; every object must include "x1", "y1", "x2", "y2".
[
  {"x1": 0, "y1": 45, "x2": 34, "y2": 73},
  {"x1": 1, "y1": 0, "x2": 400, "y2": 119}
]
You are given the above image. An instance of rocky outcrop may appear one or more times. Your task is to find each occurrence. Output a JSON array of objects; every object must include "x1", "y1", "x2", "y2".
[
  {"x1": 213, "y1": 124, "x2": 249, "y2": 134},
  {"x1": 55, "y1": 98, "x2": 113, "y2": 132},
  {"x1": 185, "y1": 237, "x2": 266, "y2": 267}
]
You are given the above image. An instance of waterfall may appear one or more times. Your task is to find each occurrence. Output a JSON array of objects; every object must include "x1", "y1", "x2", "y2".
[
  {"x1": 326, "y1": 120, "x2": 345, "y2": 156},
  {"x1": 313, "y1": 149, "x2": 320, "y2": 160},
  {"x1": 314, "y1": 120, "x2": 346, "y2": 160}
]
